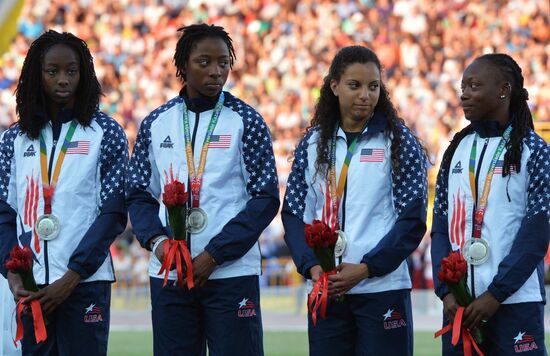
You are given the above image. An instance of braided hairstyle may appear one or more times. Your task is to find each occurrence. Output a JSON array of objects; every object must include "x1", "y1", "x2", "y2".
[
  {"x1": 307, "y1": 45, "x2": 407, "y2": 178},
  {"x1": 440, "y1": 53, "x2": 533, "y2": 176},
  {"x1": 173, "y1": 24, "x2": 236, "y2": 82},
  {"x1": 15, "y1": 30, "x2": 101, "y2": 139}
]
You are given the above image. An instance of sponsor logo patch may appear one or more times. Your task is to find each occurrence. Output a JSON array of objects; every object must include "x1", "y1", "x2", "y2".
[{"x1": 160, "y1": 136, "x2": 174, "y2": 149}]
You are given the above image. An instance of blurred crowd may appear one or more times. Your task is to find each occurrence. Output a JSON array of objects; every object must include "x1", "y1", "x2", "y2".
[{"x1": 0, "y1": 0, "x2": 548, "y2": 290}]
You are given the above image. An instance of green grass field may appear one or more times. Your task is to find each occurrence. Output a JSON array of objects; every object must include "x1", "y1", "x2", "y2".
[{"x1": 106, "y1": 330, "x2": 481, "y2": 355}]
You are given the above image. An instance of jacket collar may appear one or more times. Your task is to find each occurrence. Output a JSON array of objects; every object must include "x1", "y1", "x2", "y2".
[
  {"x1": 36, "y1": 106, "x2": 74, "y2": 124},
  {"x1": 336, "y1": 109, "x2": 388, "y2": 139},
  {"x1": 470, "y1": 120, "x2": 511, "y2": 138},
  {"x1": 179, "y1": 88, "x2": 225, "y2": 113}
]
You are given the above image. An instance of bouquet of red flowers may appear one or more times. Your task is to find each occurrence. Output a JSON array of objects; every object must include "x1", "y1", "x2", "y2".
[
  {"x1": 5, "y1": 245, "x2": 47, "y2": 345},
  {"x1": 435, "y1": 251, "x2": 484, "y2": 355},
  {"x1": 158, "y1": 169, "x2": 194, "y2": 289},
  {"x1": 305, "y1": 185, "x2": 340, "y2": 326},
  {"x1": 5, "y1": 245, "x2": 38, "y2": 292}
]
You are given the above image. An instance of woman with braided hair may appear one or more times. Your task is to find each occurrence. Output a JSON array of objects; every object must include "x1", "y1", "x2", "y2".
[
  {"x1": 431, "y1": 53, "x2": 549, "y2": 355},
  {"x1": 127, "y1": 24, "x2": 279, "y2": 355},
  {"x1": 0, "y1": 30, "x2": 128, "y2": 354}
]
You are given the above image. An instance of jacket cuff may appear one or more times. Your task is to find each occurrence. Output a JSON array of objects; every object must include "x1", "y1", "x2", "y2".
[{"x1": 487, "y1": 283, "x2": 508, "y2": 303}]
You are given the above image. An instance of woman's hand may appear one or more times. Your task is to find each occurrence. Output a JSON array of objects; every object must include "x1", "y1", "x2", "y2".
[{"x1": 327, "y1": 262, "x2": 369, "y2": 297}]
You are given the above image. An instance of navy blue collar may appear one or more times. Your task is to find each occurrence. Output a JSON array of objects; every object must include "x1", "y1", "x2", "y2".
[
  {"x1": 36, "y1": 106, "x2": 74, "y2": 124},
  {"x1": 365, "y1": 109, "x2": 388, "y2": 135},
  {"x1": 470, "y1": 120, "x2": 510, "y2": 138},
  {"x1": 180, "y1": 88, "x2": 226, "y2": 113}
]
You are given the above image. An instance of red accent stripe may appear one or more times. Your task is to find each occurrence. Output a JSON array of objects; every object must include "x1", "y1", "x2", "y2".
[
  {"x1": 24, "y1": 177, "x2": 30, "y2": 226},
  {"x1": 458, "y1": 192, "x2": 466, "y2": 248},
  {"x1": 33, "y1": 176, "x2": 40, "y2": 253},
  {"x1": 449, "y1": 194, "x2": 456, "y2": 248},
  {"x1": 452, "y1": 195, "x2": 458, "y2": 245}
]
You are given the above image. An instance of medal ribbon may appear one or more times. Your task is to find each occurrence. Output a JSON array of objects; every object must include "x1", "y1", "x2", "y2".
[
  {"x1": 468, "y1": 125, "x2": 511, "y2": 239},
  {"x1": 36, "y1": 121, "x2": 78, "y2": 250},
  {"x1": 182, "y1": 93, "x2": 225, "y2": 208},
  {"x1": 327, "y1": 127, "x2": 365, "y2": 228}
]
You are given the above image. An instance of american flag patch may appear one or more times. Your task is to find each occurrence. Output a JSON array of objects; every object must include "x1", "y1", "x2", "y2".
[
  {"x1": 66, "y1": 141, "x2": 90, "y2": 155},
  {"x1": 494, "y1": 160, "x2": 515, "y2": 175},
  {"x1": 360, "y1": 148, "x2": 384, "y2": 163},
  {"x1": 209, "y1": 135, "x2": 231, "y2": 148}
]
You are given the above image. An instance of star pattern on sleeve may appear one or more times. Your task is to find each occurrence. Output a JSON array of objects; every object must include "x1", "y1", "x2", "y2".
[
  {"x1": 525, "y1": 131, "x2": 549, "y2": 218},
  {"x1": 391, "y1": 125, "x2": 428, "y2": 215},
  {"x1": 96, "y1": 112, "x2": 129, "y2": 205},
  {"x1": 434, "y1": 163, "x2": 449, "y2": 218},
  {"x1": 226, "y1": 97, "x2": 278, "y2": 197},
  {"x1": 127, "y1": 97, "x2": 182, "y2": 192},
  {"x1": 0, "y1": 127, "x2": 19, "y2": 202},
  {"x1": 282, "y1": 131, "x2": 313, "y2": 220}
]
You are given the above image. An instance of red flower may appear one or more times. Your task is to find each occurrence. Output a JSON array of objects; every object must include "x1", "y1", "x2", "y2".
[
  {"x1": 305, "y1": 220, "x2": 338, "y2": 249},
  {"x1": 438, "y1": 251, "x2": 468, "y2": 285},
  {"x1": 5, "y1": 245, "x2": 33, "y2": 273},
  {"x1": 162, "y1": 181, "x2": 188, "y2": 207}
]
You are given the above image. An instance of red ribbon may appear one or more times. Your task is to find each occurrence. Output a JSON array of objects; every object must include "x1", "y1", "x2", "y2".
[
  {"x1": 14, "y1": 298, "x2": 47, "y2": 347},
  {"x1": 158, "y1": 240, "x2": 194, "y2": 290},
  {"x1": 308, "y1": 270, "x2": 336, "y2": 326},
  {"x1": 434, "y1": 307, "x2": 484, "y2": 356}
]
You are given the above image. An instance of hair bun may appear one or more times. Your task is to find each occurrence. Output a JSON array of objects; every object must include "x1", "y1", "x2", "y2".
[{"x1": 521, "y1": 88, "x2": 529, "y2": 101}]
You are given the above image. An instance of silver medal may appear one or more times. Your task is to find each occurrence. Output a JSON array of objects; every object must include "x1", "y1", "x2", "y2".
[
  {"x1": 334, "y1": 230, "x2": 347, "y2": 258},
  {"x1": 462, "y1": 238, "x2": 490, "y2": 265},
  {"x1": 187, "y1": 207, "x2": 208, "y2": 234},
  {"x1": 35, "y1": 214, "x2": 60, "y2": 241}
]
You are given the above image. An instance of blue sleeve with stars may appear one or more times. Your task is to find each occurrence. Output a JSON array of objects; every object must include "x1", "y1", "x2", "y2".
[
  {"x1": 487, "y1": 133, "x2": 550, "y2": 303},
  {"x1": 361, "y1": 125, "x2": 427, "y2": 278},
  {"x1": 0, "y1": 128, "x2": 19, "y2": 278},
  {"x1": 126, "y1": 109, "x2": 169, "y2": 250},
  {"x1": 281, "y1": 131, "x2": 319, "y2": 278},
  {"x1": 67, "y1": 114, "x2": 128, "y2": 279},
  {"x1": 430, "y1": 159, "x2": 452, "y2": 300},
  {"x1": 204, "y1": 103, "x2": 279, "y2": 265}
]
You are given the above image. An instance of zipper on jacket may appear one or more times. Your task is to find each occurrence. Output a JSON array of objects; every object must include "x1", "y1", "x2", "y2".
[
  {"x1": 470, "y1": 137, "x2": 490, "y2": 297},
  {"x1": 44, "y1": 135, "x2": 58, "y2": 285},
  {"x1": 339, "y1": 181, "x2": 348, "y2": 265}
]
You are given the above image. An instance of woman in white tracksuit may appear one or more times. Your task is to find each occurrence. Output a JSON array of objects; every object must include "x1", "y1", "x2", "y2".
[
  {"x1": 283, "y1": 46, "x2": 427, "y2": 356},
  {"x1": 431, "y1": 53, "x2": 549, "y2": 355}
]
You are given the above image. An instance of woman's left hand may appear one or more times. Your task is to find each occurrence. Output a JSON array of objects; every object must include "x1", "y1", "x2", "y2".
[
  {"x1": 192, "y1": 251, "x2": 217, "y2": 288},
  {"x1": 327, "y1": 262, "x2": 369, "y2": 297},
  {"x1": 462, "y1": 291, "x2": 500, "y2": 330}
]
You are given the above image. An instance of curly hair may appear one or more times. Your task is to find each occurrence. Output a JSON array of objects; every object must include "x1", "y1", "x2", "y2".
[
  {"x1": 306, "y1": 45, "x2": 409, "y2": 178},
  {"x1": 440, "y1": 53, "x2": 534, "y2": 176},
  {"x1": 173, "y1": 23, "x2": 236, "y2": 82},
  {"x1": 15, "y1": 30, "x2": 101, "y2": 139}
]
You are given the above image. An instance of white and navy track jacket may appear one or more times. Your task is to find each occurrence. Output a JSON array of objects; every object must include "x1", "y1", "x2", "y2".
[
  {"x1": 282, "y1": 111, "x2": 427, "y2": 294},
  {"x1": 432, "y1": 121, "x2": 550, "y2": 304},
  {"x1": 126, "y1": 91, "x2": 279, "y2": 280},
  {"x1": 0, "y1": 109, "x2": 128, "y2": 284}
]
